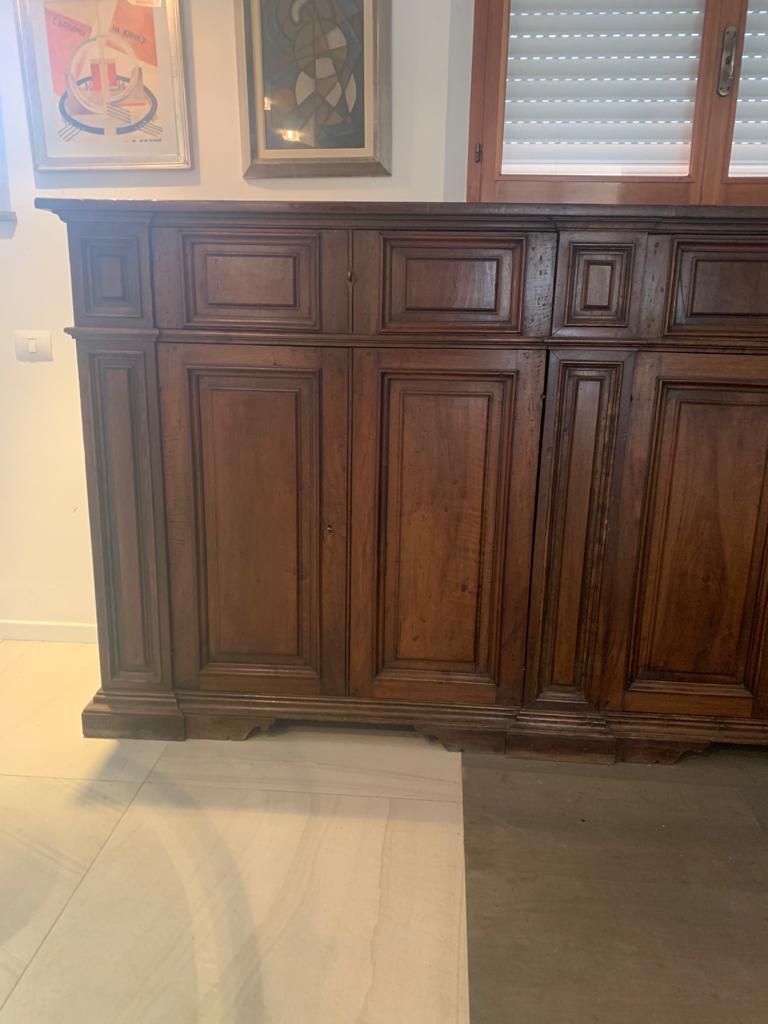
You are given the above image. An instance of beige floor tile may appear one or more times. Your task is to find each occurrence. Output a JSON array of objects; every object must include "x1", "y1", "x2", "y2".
[
  {"x1": 0, "y1": 643, "x2": 28, "y2": 676},
  {"x1": 0, "y1": 642, "x2": 165, "y2": 782},
  {"x1": 0, "y1": 775, "x2": 137, "y2": 1008},
  {"x1": 0, "y1": 780, "x2": 469, "y2": 1024},
  {"x1": 149, "y1": 725, "x2": 462, "y2": 802}
]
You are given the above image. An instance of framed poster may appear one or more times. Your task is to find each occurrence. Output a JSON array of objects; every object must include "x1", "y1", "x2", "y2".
[
  {"x1": 236, "y1": 0, "x2": 391, "y2": 178},
  {"x1": 15, "y1": 0, "x2": 191, "y2": 171}
]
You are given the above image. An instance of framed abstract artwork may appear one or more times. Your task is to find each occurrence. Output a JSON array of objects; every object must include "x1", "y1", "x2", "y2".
[
  {"x1": 236, "y1": 0, "x2": 391, "y2": 178},
  {"x1": 15, "y1": 0, "x2": 190, "y2": 171}
]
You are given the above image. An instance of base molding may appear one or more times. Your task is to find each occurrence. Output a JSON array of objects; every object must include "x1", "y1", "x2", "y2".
[
  {"x1": 185, "y1": 713, "x2": 277, "y2": 741},
  {"x1": 82, "y1": 690, "x2": 185, "y2": 741},
  {"x1": 80, "y1": 688, "x2": 768, "y2": 762},
  {"x1": 0, "y1": 619, "x2": 98, "y2": 643},
  {"x1": 614, "y1": 739, "x2": 712, "y2": 765}
]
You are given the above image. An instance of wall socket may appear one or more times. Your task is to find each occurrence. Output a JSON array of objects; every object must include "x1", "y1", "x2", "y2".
[{"x1": 14, "y1": 330, "x2": 53, "y2": 362}]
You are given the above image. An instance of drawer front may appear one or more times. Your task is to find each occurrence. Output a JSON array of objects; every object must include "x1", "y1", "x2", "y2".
[
  {"x1": 667, "y1": 239, "x2": 768, "y2": 336},
  {"x1": 552, "y1": 231, "x2": 648, "y2": 338},
  {"x1": 186, "y1": 233, "x2": 317, "y2": 330},
  {"x1": 385, "y1": 235, "x2": 524, "y2": 331},
  {"x1": 153, "y1": 228, "x2": 349, "y2": 333},
  {"x1": 353, "y1": 231, "x2": 556, "y2": 337},
  {"x1": 68, "y1": 220, "x2": 153, "y2": 328}
]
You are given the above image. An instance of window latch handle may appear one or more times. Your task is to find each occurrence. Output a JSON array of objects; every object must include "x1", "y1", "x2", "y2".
[{"x1": 718, "y1": 26, "x2": 739, "y2": 97}]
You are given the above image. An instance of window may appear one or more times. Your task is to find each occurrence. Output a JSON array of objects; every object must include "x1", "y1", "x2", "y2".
[
  {"x1": 729, "y1": 3, "x2": 768, "y2": 175},
  {"x1": 468, "y1": 0, "x2": 768, "y2": 203}
]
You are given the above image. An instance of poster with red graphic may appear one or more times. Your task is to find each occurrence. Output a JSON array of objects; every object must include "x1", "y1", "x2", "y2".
[{"x1": 17, "y1": 0, "x2": 190, "y2": 170}]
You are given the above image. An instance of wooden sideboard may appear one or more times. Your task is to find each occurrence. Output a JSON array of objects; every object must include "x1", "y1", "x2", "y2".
[{"x1": 38, "y1": 199, "x2": 768, "y2": 762}]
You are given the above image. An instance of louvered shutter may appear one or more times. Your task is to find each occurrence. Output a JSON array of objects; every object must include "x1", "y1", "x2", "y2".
[
  {"x1": 502, "y1": 1, "x2": 705, "y2": 176},
  {"x1": 730, "y1": 3, "x2": 768, "y2": 175}
]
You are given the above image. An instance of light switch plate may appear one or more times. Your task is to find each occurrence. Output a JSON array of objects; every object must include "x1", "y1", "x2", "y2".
[{"x1": 14, "y1": 330, "x2": 53, "y2": 362}]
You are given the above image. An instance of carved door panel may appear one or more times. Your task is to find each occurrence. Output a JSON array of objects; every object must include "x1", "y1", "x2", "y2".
[
  {"x1": 350, "y1": 347, "x2": 545, "y2": 705},
  {"x1": 526, "y1": 351, "x2": 635, "y2": 706},
  {"x1": 599, "y1": 352, "x2": 768, "y2": 718},
  {"x1": 160, "y1": 343, "x2": 348, "y2": 695}
]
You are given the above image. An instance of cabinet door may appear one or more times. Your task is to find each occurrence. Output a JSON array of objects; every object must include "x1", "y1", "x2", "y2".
[
  {"x1": 350, "y1": 347, "x2": 545, "y2": 705},
  {"x1": 526, "y1": 351, "x2": 634, "y2": 706},
  {"x1": 160, "y1": 344, "x2": 348, "y2": 695},
  {"x1": 599, "y1": 352, "x2": 768, "y2": 718}
]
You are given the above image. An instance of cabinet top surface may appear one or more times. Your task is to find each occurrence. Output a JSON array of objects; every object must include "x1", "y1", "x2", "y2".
[{"x1": 34, "y1": 197, "x2": 768, "y2": 231}]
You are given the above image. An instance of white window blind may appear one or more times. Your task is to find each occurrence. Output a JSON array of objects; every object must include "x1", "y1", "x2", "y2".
[
  {"x1": 729, "y1": 4, "x2": 768, "y2": 176},
  {"x1": 502, "y1": 0, "x2": 705, "y2": 176}
]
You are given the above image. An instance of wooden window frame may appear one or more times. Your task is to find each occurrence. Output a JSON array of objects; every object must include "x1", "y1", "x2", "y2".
[{"x1": 467, "y1": 0, "x2": 768, "y2": 205}]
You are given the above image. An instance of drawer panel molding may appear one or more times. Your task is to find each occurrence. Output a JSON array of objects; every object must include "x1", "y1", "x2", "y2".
[
  {"x1": 381, "y1": 234, "x2": 526, "y2": 332},
  {"x1": 182, "y1": 233, "x2": 320, "y2": 329},
  {"x1": 667, "y1": 239, "x2": 768, "y2": 335},
  {"x1": 552, "y1": 232, "x2": 647, "y2": 338}
]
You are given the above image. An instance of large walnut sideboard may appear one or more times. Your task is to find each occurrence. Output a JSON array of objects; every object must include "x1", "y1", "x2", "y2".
[{"x1": 38, "y1": 199, "x2": 768, "y2": 762}]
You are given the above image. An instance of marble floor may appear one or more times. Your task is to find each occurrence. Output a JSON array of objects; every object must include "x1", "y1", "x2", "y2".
[
  {"x1": 0, "y1": 641, "x2": 469, "y2": 1024},
  {"x1": 4, "y1": 639, "x2": 768, "y2": 1024}
]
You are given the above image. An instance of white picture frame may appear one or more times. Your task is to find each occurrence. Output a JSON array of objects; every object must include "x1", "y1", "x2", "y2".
[{"x1": 15, "y1": 0, "x2": 191, "y2": 171}]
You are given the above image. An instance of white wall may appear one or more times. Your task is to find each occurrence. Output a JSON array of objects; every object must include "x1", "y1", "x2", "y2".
[{"x1": 0, "y1": 0, "x2": 474, "y2": 641}]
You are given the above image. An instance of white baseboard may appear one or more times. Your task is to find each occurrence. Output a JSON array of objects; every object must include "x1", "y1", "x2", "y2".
[{"x1": 0, "y1": 620, "x2": 98, "y2": 643}]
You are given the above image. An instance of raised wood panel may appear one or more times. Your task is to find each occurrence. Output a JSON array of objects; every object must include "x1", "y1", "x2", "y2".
[
  {"x1": 403, "y1": 258, "x2": 498, "y2": 312},
  {"x1": 197, "y1": 377, "x2": 312, "y2": 666},
  {"x1": 160, "y1": 344, "x2": 348, "y2": 695},
  {"x1": 77, "y1": 341, "x2": 171, "y2": 690},
  {"x1": 632, "y1": 386, "x2": 768, "y2": 688},
  {"x1": 382, "y1": 378, "x2": 506, "y2": 674},
  {"x1": 352, "y1": 231, "x2": 556, "y2": 338},
  {"x1": 384, "y1": 236, "x2": 523, "y2": 331},
  {"x1": 183, "y1": 234, "x2": 319, "y2": 329},
  {"x1": 667, "y1": 240, "x2": 768, "y2": 335},
  {"x1": 568, "y1": 247, "x2": 633, "y2": 324},
  {"x1": 600, "y1": 353, "x2": 768, "y2": 717},
  {"x1": 83, "y1": 242, "x2": 141, "y2": 317},
  {"x1": 205, "y1": 254, "x2": 296, "y2": 307},
  {"x1": 68, "y1": 220, "x2": 153, "y2": 327},
  {"x1": 527, "y1": 352, "x2": 633, "y2": 705},
  {"x1": 552, "y1": 232, "x2": 647, "y2": 338},
  {"x1": 150, "y1": 228, "x2": 355, "y2": 332},
  {"x1": 350, "y1": 347, "x2": 545, "y2": 704}
]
